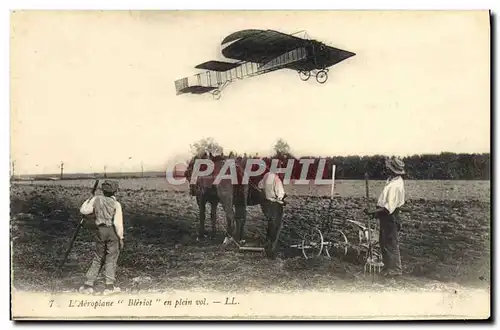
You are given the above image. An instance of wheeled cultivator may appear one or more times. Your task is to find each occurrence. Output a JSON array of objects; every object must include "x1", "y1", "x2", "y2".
[
  {"x1": 289, "y1": 219, "x2": 383, "y2": 272},
  {"x1": 289, "y1": 173, "x2": 385, "y2": 276}
]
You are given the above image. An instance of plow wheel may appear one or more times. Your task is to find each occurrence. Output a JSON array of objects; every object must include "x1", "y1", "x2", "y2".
[
  {"x1": 324, "y1": 230, "x2": 349, "y2": 259},
  {"x1": 301, "y1": 227, "x2": 324, "y2": 259},
  {"x1": 299, "y1": 70, "x2": 311, "y2": 81},
  {"x1": 316, "y1": 70, "x2": 328, "y2": 84}
]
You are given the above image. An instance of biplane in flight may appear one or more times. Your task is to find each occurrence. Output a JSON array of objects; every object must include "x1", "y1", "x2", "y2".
[{"x1": 174, "y1": 29, "x2": 356, "y2": 100}]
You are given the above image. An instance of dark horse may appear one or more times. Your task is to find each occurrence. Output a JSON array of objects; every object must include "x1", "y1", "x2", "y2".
[{"x1": 184, "y1": 155, "x2": 283, "y2": 257}]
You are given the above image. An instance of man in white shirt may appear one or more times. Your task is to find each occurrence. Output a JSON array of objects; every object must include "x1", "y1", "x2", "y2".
[
  {"x1": 258, "y1": 169, "x2": 286, "y2": 259},
  {"x1": 365, "y1": 156, "x2": 406, "y2": 277},
  {"x1": 78, "y1": 180, "x2": 124, "y2": 295}
]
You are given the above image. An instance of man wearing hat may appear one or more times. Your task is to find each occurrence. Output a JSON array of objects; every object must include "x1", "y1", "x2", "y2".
[
  {"x1": 365, "y1": 156, "x2": 406, "y2": 277},
  {"x1": 78, "y1": 180, "x2": 124, "y2": 295}
]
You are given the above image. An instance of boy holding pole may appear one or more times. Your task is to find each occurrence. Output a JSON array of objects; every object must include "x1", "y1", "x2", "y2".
[{"x1": 78, "y1": 180, "x2": 124, "y2": 295}]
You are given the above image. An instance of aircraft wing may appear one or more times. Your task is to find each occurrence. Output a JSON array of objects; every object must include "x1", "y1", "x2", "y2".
[
  {"x1": 194, "y1": 60, "x2": 242, "y2": 71},
  {"x1": 221, "y1": 29, "x2": 265, "y2": 45},
  {"x1": 221, "y1": 29, "x2": 308, "y2": 63}
]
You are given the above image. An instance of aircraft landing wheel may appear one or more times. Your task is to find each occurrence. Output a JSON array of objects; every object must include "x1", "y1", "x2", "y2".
[
  {"x1": 299, "y1": 71, "x2": 311, "y2": 81},
  {"x1": 316, "y1": 70, "x2": 328, "y2": 84},
  {"x1": 212, "y1": 90, "x2": 221, "y2": 100}
]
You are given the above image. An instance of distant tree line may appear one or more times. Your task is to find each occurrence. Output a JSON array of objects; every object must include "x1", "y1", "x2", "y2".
[
  {"x1": 188, "y1": 138, "x2": 491, "y2": 181},
  {"x1": 255, "y1": 152, "x2": 490, "y2": 181}
]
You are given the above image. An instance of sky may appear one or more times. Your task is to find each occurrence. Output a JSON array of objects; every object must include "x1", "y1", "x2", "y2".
[{"x1": 10, "y1": 10, "x2": 490, "y2": 175}]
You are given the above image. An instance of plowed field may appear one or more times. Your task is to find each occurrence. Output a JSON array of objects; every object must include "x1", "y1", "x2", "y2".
[{"x1": 10, "y1": 179, "x2": 491, "y2": 294}]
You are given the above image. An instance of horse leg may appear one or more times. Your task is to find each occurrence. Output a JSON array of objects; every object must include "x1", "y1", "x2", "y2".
[
  {"x1": 210, "y1": 200, "x2": 218, "y2": 239},
  {"x1": 235, "y1": 205, "x2": 246, "y2": 243},
  {"x1": 218, "y1": 187, "x2": 235, "y2": 242},
  {"x1": 223, "y1": 202, "x2": 235, "y2": 240},
  {"x1": 196, "y1": 194, "x2": 206, "y2": 240},
  {"x1": 240, "y1": 185, "x2": 249, "y2": 242},
  {"x1": 235, "y1": 185, "x2": 249, "y2": 242}
]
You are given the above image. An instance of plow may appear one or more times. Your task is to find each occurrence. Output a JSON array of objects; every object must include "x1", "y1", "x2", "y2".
[
  {"x1": 217, "y1": 170, "x2": 386, "y2": 277},
  {"x1": 289, "y1": 213, "x2": 384, "y2": 274},
  {"x1": 227, "y1": 205, "x2": 385, "y2": 276},
  {"x1": 289, "y1": 172, "x2": 385, "y2": 276}
]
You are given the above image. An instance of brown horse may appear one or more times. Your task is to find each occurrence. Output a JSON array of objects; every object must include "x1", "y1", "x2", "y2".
[{"x1": 184, "y1": 155, "x2": 280, "y2": 255}]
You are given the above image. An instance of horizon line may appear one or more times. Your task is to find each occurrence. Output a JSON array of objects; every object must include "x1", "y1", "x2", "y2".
[{"x1": 11, "y1": 150, "x2": 491, "y2": 177}]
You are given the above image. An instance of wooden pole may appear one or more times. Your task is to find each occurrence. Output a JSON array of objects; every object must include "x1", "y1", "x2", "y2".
[
  {"x1": 58, "y1": 180, "x2": 100, "y2": 270},
  {"x1": 365, "y1": 172, "x2": 375, "y2": 282},
  {"x1": 365, "y1": 173, "x2": 369, "y2": 199},
  {"x1": 330, "y1": 165, "x2": 336, "y2": 199}
]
